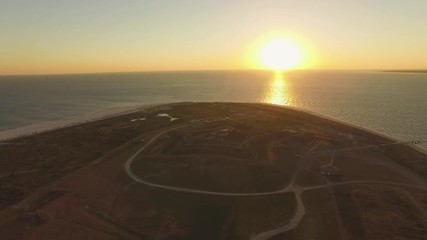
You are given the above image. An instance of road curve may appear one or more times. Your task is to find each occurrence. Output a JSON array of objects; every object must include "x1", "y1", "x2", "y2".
[
  {"x1": 125, "y1": 124, "x2": 296, "y2": 196},
  {"x1": 124, "y1": 123, "x2": 427, "y2": 240},
  {"x1": 251, "y1": 189, "x2": 305, "y2": 240}
]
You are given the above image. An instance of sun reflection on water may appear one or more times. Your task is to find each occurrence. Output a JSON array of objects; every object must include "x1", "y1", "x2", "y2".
[{"x1": 263, "y1": 72, "x2": 291, "y2": 106}]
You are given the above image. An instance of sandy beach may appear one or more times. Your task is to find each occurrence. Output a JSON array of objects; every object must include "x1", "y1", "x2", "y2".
[{"x1": 0, "y1": 104, "x2": 155, "y2": 141}]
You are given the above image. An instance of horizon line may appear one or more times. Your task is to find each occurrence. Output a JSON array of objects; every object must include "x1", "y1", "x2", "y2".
[{"x1": 1, "y1": 68, "x2": 426, "y2": 77}]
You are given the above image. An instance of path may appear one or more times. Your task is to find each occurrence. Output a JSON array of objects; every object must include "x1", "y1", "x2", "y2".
[{"x1": 124, "y1": 124, "x2": 427, "y2": 240}]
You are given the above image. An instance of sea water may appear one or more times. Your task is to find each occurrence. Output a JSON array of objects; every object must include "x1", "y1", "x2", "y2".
[{"x1": 0, "y1": 70, "x2": 426, "y2": 149}]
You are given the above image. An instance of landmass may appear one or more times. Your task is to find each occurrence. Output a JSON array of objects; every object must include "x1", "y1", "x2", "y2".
[
  {"x1": 0, "y1": 102, "x2": 427, "y2": 240},
  {"x1": 383, "y1": 70, "x2": 427, "y2": 73}
]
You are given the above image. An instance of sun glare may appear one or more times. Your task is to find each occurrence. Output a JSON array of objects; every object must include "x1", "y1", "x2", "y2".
[{"x1": 259, "y1": 38, "x2": 302, "y2": 71}]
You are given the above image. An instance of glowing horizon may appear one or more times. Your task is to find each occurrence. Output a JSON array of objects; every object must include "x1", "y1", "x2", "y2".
[{"x1": 1, "y1": 1, "x2": 427, "y2": 75}]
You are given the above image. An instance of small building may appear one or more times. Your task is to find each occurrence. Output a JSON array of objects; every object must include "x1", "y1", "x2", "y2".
[{"x1": 320, "y1": 164, "x2": 340, "y2": 176}]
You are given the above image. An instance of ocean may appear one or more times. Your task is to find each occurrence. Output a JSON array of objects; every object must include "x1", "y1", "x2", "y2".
[{"x1": 0, "y1": 70, "x2": 426, "y2": 149}]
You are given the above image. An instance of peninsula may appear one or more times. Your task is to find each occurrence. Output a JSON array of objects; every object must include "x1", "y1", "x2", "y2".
[{"x1": 1, "y1": 102, "x2": 426, "y2": 240}]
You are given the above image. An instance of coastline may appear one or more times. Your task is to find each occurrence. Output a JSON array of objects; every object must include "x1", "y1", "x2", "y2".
[
  {"x1": 261, "y1": 103, "x2": 427, "y2": 154},
  {"x1": 261, "y1": 102, "x2": 398, "y2": 140},
  {"x1": 1, "y1": 102, "x2": 425, "y2": 154},
  {"x1": 303, "y1": 108, "x2": 427, "y2": 155},
  {"x1": 0, "y1": 104, "x2": 157, "y2": 141},
  {"x1": 304, "y1": 108, "x2": 427, "y2": 154},
  {"x1": 0, "y1": 101, "x2": 427, "y2": 240}
]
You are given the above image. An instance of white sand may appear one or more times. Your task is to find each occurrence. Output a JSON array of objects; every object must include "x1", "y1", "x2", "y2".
[
  {"x1": 0, "y1": 104, "x2": 154, "y2": 141},
  {"x1": 130, "y1": 118, "x2": 146, "y2": 122},
  {"x1": 156, "y1": 113, "x2": 179, "y2": 121}
]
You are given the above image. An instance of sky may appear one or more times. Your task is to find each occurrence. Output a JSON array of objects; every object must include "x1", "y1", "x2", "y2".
[{"x1": 1, "y1": 0, "x2": 427, "y2": 75}]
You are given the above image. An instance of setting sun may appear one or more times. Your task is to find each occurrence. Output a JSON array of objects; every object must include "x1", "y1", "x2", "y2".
[{"x1": 259, "y1": 38, "x2": 302, "y2": 71}]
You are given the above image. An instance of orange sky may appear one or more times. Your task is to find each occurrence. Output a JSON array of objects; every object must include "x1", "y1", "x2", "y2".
[{"x1": 1, "y1": 1, "x2": 426, "y2": 75}]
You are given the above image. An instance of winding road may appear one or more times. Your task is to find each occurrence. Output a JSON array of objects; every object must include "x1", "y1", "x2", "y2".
[{"x1": 124, "y1": 123, "x2": 427, "y2": 240}]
